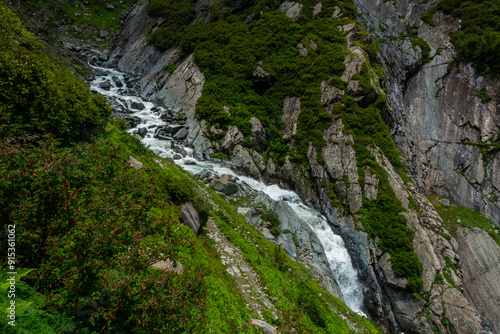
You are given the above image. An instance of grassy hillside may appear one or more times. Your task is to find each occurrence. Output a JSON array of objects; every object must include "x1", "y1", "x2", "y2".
[{"x1": 0, "y1": 3, "x2": 382, "y2": 333}]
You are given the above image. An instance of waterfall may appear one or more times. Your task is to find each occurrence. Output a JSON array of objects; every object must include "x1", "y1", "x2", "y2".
[{"x1": 89, "y1": 64, "x2": 366, "y2": 315}]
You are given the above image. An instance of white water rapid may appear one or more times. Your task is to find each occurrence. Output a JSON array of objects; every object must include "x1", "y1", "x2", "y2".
[{"x1": 89, "y1": 64, "x2": 366, "y2": 315}]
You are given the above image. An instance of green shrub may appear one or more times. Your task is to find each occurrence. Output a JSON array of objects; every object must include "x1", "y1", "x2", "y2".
[
  {"x1": 0, "y1": 4, "x2": 111, "y2": 144},
  {"x1": 434, "y1": 0, "x2": 500, "y2": 76}
]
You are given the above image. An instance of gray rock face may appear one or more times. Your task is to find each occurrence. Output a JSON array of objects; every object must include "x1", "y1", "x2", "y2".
[
  {"x1": 181, "y1": 202, "x2": 202, "y2": 235},
  {"x1": 278, "y1": 1, "x2": 303, "y2": 22},
  {"x1": 231, "y1": 145, "x2": 261, "y2": 178},
  {"x1": 458, "y1": 227, "x2": 500, "y2": 333},
  {"x1": 136, "y1": 127, "x2": 147, "y2": 138},
  {"x1": 353, "y1": 0, "x2": 500, "y2": 225},
  {"x1": 248, "y1": 117, "x2": 266, "y2": 148},
  {"x1": 221, "y1": 125, "x2": 243, "y2": 151},
  {"x1": 282, "y1": 97, "x2": 301, "y2": 140},
  {"x1": 173, "y1": 128, "x2": 188, "y2": 140}
]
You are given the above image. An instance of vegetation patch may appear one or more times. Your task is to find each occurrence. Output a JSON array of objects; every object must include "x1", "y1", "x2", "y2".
[
  {"x1": 429, "y1": 194, "x2": 500, "y2": 247},
  {"x1": 147, "y1": 0, "x2": 365, "y2": 165},
  {"x1": 428, "y1": 0, "x2": 500, "y2": 76}
]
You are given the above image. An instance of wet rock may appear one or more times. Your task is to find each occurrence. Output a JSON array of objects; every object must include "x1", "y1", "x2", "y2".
[
  {"x1": 231, "y1": 145, "x2": 261, "y2": 178},
  {"x1": 209, "y1": 175, "x2": 238, "y2": 196},
  {"x1": 130, "y1": 101, "x2": 145, "y2": 110},
  {"x1": 99, "y1": 81, "x2": 111, "y2": 90},
  {"x1": 181, "y1": 202, "x2": 202, "y2": 235},
  {"x1": 378, "y1": 253, "x2": 407, "y2": 290},
  {"x1": 137, "y1": 127, "x2": 147, "y2": 138},
  {"x1": 166, "y1": 124, "x2": 184, "y2": 134},
  {"x1": 173, "y1": 154, "x2": 182, "y2": 160},
  {"x1": 173, "y1": 128, "x2": 188, "y2": 140}
]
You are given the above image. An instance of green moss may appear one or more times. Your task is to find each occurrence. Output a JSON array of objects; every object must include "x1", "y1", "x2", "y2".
[{"x1": 210, "y1": 152, "x2": 229, "y2": 160}]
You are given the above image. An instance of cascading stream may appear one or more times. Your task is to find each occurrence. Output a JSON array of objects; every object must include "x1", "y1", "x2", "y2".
[{"x1": 89, "y1": 64, "x2": 366, "y2": 315}]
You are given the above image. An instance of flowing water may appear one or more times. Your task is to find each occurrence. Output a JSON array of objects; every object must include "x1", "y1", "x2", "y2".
[{"x1": 89, "y1": 64, "x2": 366, "y2": 315}]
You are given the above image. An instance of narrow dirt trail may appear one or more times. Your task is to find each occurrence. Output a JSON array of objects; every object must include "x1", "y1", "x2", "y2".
[{"x1": 205, "y1": 217, "x2": 278, "y2": 321}]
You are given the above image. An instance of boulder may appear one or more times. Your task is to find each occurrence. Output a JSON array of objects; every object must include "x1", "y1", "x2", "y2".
[
  {"x1": 221, "y1": 125, "x2": 243, "y2": 150},
  {"x1": 100, "y1": 30, "x2": 109, "y2": 38},
  {"x1": 137, "y1": 127, "x2": 147, "y2": 138},
  {"x1": 99, "y1": 81, "x2": 111, "y2": 90},
  {"x1": 173, "y1": 128, "x2": 188, "y2": 140},
  {"x1": 151, "y1": 258, "x2": 184, "y2": 274},
  {"x1": 181, "y1": 202, "x2": 202, "y2": 235},
  {"x1": 106, "y1": 3, "x2": 115, "y2": 10},
  {"x1": 250, "y1": 319, "x2": 277, "y2": 334},
  {"x1": 128, "y1": 156, "x2": 143, "y2": 170},
  {"x1": 130, "y1": 101, "x2": 145, "y2": 110},
  {"x1": 209, "y1": 175, "x2": 238, "y2": 195},
  {"x1": 166, "y1": 124, "x2": 184, "y2": 134},
  {"x1": 248, "y1": 117, "x2": 266, "y2": 147}
]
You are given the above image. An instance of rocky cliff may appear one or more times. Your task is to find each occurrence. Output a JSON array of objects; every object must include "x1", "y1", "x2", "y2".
[
  {"x1": 102, "y1": 0, "x2": 499, "y2": 332},
  {"x1": 353, "y1": 0, "x2": 500, "y2": 225}
]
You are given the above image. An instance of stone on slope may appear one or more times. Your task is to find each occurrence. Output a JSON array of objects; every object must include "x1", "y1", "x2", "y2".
[{"x1": 181, "y1": 202, "x2": 202, "y2": 235}]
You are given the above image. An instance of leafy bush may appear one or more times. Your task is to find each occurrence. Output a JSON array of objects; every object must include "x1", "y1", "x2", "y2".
[
  {"x1": 262, "y1": 209, "x2": 281, "y2": 237},
  {"x1": 0, "y1": 135, "x2": 210, "y2": 333},
  {"x1": 0, "y1": 4, "x2": 111, "y2": 144},
  {"x1": 434, "y1": 0, "x2": 500, "y2": 76}
]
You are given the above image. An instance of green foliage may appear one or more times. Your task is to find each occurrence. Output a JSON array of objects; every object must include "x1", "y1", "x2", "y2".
[
  {"x1": 476, "y1": 90, "x2": 492, "y2": 104},
  {"x1": 0, "y1": 269, "x2": 75, "y2": 333},
  {"x1": 0, "y1": 4, "x2": 111, "y2": 144},
  {"x1": 435, "y1": 0, "x2": 500, "y2": 76},
  {"x1": 421, "y1": 9, "x2": 437, "y2": 27},
  {"x1": 148, "y1": 0, "x2": 357, "y2": 165},
  {"x1": 262, "y1": 209, "x2": 281, "y2": 237},
  {"x1": 22, "y1": 0, "x2": 134, "y2": 47},
  {"x1": 210, "y1": 151, "x2": 229, "y2": 160}
]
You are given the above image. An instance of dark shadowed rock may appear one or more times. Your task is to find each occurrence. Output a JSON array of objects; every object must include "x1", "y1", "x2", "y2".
[
  {"x1": 137, "y1": 127, "x2": 147, "y2": 138},
  {"x1": 181, "y1": 202, "x2": 201, "y2": 235}
]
